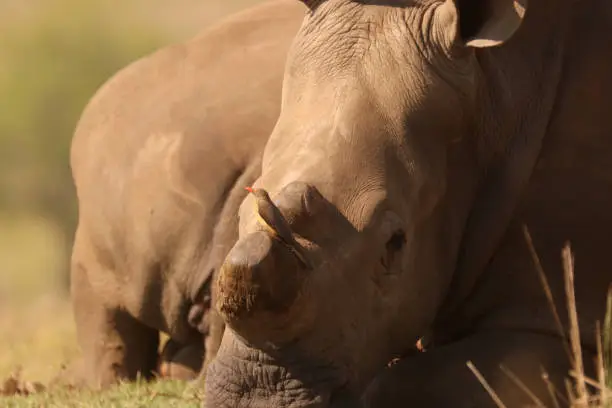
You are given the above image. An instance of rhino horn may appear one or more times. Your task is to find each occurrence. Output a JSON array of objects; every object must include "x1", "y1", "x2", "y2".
[{"x1": 215, "y1": 230, "x2": 311, "y2": 343}]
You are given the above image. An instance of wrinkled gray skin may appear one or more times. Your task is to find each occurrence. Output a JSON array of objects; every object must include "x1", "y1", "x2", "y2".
[
  {"x1": 69, "y1": 0, "x2": 304, "y2": 388},
  {"x1": 206, "y1": 0, "x2": 612, "y2": 407}
]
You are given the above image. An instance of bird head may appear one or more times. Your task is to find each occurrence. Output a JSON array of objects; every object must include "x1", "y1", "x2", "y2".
[{"x1": 245, "y1": 186, "x2": 270, "y2": 201}]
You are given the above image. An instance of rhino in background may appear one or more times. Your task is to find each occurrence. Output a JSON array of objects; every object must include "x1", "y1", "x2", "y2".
[
  {"x1": 68, "y1": 0, "x2": 306, "y2": 388},
  {"x1": 205, "y1": 0, "x2": 612, "y2": 407}
]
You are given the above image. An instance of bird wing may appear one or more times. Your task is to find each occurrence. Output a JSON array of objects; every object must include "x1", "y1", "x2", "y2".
[{"x1": 258, "y1": 200, "x2": 299, "y2": 246}]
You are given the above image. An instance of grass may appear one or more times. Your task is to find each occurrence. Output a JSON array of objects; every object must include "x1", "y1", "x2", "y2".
[
  {"x1": 0, "y1": 380, "x2": 203, "y2": 408},
  {"x1": 467, "y1": 227, "x2": 612, "y2": 408}
]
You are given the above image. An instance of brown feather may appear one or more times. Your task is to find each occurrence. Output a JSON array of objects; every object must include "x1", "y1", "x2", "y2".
[{"x1": 246, "y1": 187, "x2": 312, "y2": 269}]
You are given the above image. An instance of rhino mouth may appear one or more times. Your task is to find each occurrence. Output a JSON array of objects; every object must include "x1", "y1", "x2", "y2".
[{"x1": 204, "y1": 333, "x2": 360, "y2": 408}]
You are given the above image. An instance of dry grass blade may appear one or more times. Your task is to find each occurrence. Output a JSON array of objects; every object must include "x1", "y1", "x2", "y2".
[
  {"x1": 596, "y1": 321, "x2": 608, "y2": 405},
  {"x1": 562, "y1": 243, "x2": 588, "y2": 407},
  {"x1": 499, "y1": 364, "x2": 545, "y2": 407},
  {"x1": 523, "y1": 226, "x2": 573, "y2": 363},
  {"x1": 605, "y1": 286, "x2": 612, "y2": 391},
  {"x1": 569, "y1": 369, "x2": 610, "y2": 392},
  {"x1": 565, "y1": 377, "x2": 577, "y2": 405},
  {"x1": 466, "y1": 361, "x2": 507, "y2": 408},
  {"x1": 148, "y1": 390, "x2": 202, "y2": 402},
  {"x1": 542, "y1": 367, "x2": 565, "y2": 408},
  {"x1": 570, "y1": 370, "x2": 604, "y2": 398}
]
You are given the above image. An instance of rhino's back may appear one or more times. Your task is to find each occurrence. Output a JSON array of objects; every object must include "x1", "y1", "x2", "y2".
[{"x1": 70, "y1": 0, "x2": 305, "y2": 337}]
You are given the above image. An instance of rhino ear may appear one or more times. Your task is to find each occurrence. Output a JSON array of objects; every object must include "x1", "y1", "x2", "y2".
[{"x1": 440, "y1": 0, "x2": 528, "y2": 48}]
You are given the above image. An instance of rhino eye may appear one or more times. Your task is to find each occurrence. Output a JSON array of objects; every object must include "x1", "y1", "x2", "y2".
[{"x1": 380, "y1": 230, "x2": 406, "y2": 271}]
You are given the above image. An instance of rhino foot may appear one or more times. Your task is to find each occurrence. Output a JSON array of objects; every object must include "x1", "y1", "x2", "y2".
[{"x1": 157, "y1": 340, "x2": 204, "y2": 381}]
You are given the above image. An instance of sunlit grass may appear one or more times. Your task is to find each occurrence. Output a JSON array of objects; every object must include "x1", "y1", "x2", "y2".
[
  {"x1": 604, "y1": 292, "x2": 612, "y2": 393},
  {"x1": 0, "y1": 379, "x2": 203, "y2": 408}
]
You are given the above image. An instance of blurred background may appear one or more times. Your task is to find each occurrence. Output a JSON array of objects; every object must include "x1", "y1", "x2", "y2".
[{"x1": 0, "y1": 0, "x2": 262, "y2": 383}]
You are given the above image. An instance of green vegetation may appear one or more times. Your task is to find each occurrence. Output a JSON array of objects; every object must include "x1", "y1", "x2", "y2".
[{"x1": 0, "y1": 380, "x2": 204, "y2": 408}]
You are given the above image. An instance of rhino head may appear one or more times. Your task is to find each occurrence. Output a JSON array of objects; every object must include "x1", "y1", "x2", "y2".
[{"x1": 206, "y1": 0, "x2": 528, "y2": 406}]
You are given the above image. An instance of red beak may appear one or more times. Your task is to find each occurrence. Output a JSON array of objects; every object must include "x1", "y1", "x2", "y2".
[{"x1": 245, "y1": 186, "x2": 254, "y2": 193}]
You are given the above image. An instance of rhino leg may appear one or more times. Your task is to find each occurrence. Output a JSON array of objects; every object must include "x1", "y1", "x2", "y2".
[
  {"x1": 362, "y1": 330, "x2": 589, "y2": 408},
  {"x1": 186, "y1": 286, "x2": 223, "y2": 376},
  {"x1": 71, "y1": 241, "x2": 159, "y2": 388},
  {"x1": 158, "y1": 339, "x2": 203, "y2": 381}
]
